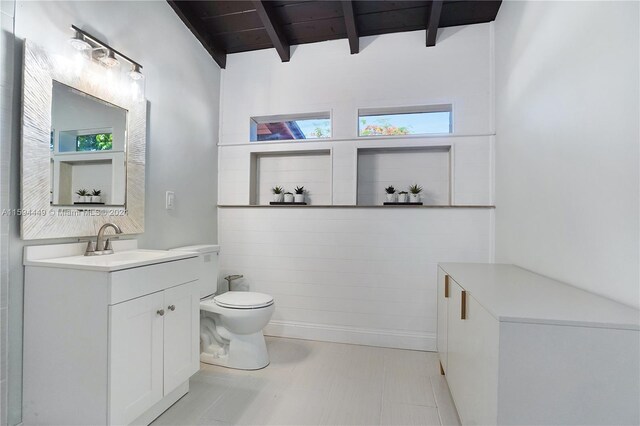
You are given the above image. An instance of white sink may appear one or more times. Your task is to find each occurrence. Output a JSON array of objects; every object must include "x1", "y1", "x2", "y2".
[{"x1": 23, "y1": 241, "x2": 198, "y2": 272}]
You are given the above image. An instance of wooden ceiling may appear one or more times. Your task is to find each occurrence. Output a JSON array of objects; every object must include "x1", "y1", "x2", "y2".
[{"x1": 168, "y1": 1, "x2": 502, "y2": 69}]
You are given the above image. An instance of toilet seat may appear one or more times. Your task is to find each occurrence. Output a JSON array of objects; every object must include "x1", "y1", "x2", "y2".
[{"x1": 212, "y1": 291, "x2": 274, "y2": 309}]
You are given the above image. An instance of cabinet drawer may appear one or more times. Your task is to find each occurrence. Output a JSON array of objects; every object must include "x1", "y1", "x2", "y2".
[{"x1": 109, "y1": 257, "x2": 198, "y2": 305}]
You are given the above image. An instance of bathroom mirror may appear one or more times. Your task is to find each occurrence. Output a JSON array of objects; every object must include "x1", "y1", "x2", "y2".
[
  {"x1": 21, "y1": 40, "x2": 146, "y2": 240},
  {"x1": 50, "y1": 81, "x2": 127, "y2": 207}
]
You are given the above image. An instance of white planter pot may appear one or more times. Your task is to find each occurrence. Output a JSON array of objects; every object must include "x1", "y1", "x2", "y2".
[
  {"x1": 410, "y1": 193, "x2": 420, "y2": 202},
  {"x1": 273, "y1": 193, "x2": 284, "y2": 202},
  {"x1": 385, "y1": 193, "x2": 397, "y2": 202},
  {"x1": 92, "y1": 196, "x2": 102, "y2": 203},
  {"x1": 82, "y1": 196, "x2": 91, "y2": 203},
  {"x1": 397, "y1": 193, "x2": 409, "y2": 203},
  {"x1": 284, "y1": 193, "x2": 294, "y2": 203},
  {"x1": 294, "y1": 194, "x2": 304, "y2": 203}
]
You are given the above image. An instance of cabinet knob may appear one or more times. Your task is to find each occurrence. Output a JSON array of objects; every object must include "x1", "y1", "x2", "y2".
[
  {"x1": 157, "y1": 309, "x2": 165, "y2": 316},
  {"x1": 168, "y1": 305, "x2": 176, "y2": 311}
]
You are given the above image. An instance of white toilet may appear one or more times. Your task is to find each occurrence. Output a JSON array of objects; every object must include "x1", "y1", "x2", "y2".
[{"x1": 170, "y1": 245, "x2": 275, "y2": 370}]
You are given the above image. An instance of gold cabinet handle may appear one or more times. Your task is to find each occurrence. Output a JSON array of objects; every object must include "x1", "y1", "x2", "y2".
[
  {"x1": 444, "y1": 275, "x2": 450, "y2": 298},
  {"x1": 168, "y1": 305, "x2": 176, "y2": 311},
  {"x1": 461, "y1": 290, "x2": 467, "y2": 320},
  {"x1": 157, "y1": 309, "x2": 165, "y2": 316}
]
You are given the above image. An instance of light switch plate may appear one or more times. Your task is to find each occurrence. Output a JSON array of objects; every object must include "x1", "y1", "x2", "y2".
[{"x1": 165, "y1": 191, "x2": 175, "y2": 210}]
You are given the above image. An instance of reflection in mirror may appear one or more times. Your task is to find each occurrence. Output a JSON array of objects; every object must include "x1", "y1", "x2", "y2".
[{"x1": 50, "y1": 81, "x2": 127, "y2": 207}]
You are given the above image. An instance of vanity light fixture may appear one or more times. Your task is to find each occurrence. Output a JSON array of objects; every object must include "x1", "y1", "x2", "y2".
[
  {"x1": 129, "y1": 64, "x2": 143, "y2": 80},
  {"x1": 69, "y1": 25, "x2": 143, "y2": 79}
]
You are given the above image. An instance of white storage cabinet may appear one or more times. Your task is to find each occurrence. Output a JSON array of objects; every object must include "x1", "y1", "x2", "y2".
[{"x1": 437, "y1": 263, "x2": 640, "y2": 425}]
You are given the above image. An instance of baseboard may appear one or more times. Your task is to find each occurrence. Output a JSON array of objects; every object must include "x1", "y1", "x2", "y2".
[{"x1": 264, "y1": 320, "x2": 437, "y2": 351}]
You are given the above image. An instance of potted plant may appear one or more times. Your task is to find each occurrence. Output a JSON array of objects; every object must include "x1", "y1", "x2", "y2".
[
  {"x1": 397, "y1": 191, "x2": 409, "y2": 203},
  {"x1": 272, "y1": 186, "x2": 285, "y2": 202},
  {"x1": 294, "y1": 186, "x2": 305, "y2": 203},
  {"x1": 409, "y1": 184, "x2": 423, "y2": 202},
  {"x1": 91, "y1": 189, "x2": 102, "y2": 203},
  {"x1": 76, "y1": 189, "x2": 89, "y2": 203},
  {"x1": 284, "y1": 192, "x2": 294, "y2": 203},
  {"x1": 385, "y1": 185, "x2": 396, "y2": 202}
]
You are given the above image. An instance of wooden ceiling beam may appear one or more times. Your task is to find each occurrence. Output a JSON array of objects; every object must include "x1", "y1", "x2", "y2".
[
  {"x1": 167, "y1": 0, "x2": 227, "y2": 68},
  {"x1": 426, "y1": 0, "x2": 443, "y2": 47},
  {"x1": 341, "y1": 1, "x2": 359, "y2": 54},
  {"x1": 252, "y1": 1, "x2": 291, "y2": 62}
]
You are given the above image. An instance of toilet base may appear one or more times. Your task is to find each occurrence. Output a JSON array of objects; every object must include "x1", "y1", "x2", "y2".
[{"x1": 201, "y1": 330, "x2": 270, "y2": 370}]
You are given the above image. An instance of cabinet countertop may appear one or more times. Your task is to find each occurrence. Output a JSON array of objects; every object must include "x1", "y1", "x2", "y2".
[{"x1": 439, "y1": 263, "x2": 640, "y2": 330}]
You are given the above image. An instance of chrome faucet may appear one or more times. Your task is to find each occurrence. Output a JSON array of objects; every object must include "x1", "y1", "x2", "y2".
[{"x1": 85, "y1": 223, "x2": 123, "y2": 256}]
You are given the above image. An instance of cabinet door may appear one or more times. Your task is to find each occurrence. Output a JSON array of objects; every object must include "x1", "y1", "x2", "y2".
[
  {"x1": 446, "y1": 280, "x2": 499, "y2": 425},
  {"x1": 437, "y1": 267, "x2": 449, "y2": 373},
  {"x1": 163, "y1": 281, "x2": 200, "y2": 395},
  {"x1": 109, "y1": 291, "x2": 164, "y2": 425}
]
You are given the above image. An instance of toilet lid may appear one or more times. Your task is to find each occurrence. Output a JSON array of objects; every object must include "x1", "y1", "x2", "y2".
[{"x1": 213, "y1": 291, "x2": 274, "y2": 309}]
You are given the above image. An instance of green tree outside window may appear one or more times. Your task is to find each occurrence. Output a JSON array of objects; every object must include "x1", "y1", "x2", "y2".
[{"x1": 76, "y1": 133, "x2": 113, "y2": 151}]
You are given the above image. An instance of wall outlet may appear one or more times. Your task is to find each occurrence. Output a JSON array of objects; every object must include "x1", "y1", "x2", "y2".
[{"x1": 165, "y1": 191, "x2": 175, "y2": 210}]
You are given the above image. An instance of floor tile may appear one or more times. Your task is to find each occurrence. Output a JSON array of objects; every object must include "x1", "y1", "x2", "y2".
[
  {"x1": 154, "y1": 337, "x2": 460, "y2": 426},
  {"x1": 381, "y1": 401, "x2": 441, "y2": 426},
  {"x1": 430, "y1": 376, "x2": 461, "y2": 426}
]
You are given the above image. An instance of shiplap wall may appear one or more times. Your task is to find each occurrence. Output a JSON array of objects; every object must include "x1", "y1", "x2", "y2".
[
  {"x1": 217, "y1": 25, "x2": 495, "y2": 349},
  {"x1": 219, "y1": 207, "x2": 492, "y2": 350}
]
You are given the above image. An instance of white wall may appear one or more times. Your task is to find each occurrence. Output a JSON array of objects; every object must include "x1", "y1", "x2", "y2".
[
  {"x1": 220, "y1": 25, "x2": 494, "y2": 144},
  {"x1": 3, "y1": 1, "x2": 221, "y2": 424},
  {"x1": 0, "y1": 1, "x2": 14, "y2": 424},
  {"x1": 494, "y1": 1, "x2": 640, "y2": 308},
  {"x1": 218, "y1": 26, "x2": 495, "y2": 349},
  {"x1": 219, "y1": 207, "x2": 492, "y2": 350}
]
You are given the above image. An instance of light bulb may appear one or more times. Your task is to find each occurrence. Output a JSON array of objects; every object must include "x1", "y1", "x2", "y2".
[
  {"x1": 69, "y1": 32, "x2": 91, "y2": 51},
  {"x1": 129, "y1": 64, "x2": 143, "y2": 80},
  {"x1": 100, "y1": 50, "x2": 120, "y2": 68}
]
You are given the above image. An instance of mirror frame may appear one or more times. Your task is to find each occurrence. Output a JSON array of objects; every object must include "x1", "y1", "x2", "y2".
[{"x1": 21, "y1": 40, "x2": 146, "y2": 240}]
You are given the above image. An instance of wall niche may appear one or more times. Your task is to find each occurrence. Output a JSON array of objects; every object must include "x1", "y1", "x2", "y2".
[
  {"x1": 357, "y1": 146, "x2": 451, "y2": 206},
  {"x1": 250, "y1": 149, "x2": 332, "y2": 205}
]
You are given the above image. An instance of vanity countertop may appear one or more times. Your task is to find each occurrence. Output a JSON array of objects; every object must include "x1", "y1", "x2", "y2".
[
  {"x1": 24, "y1": 240, "x2": 198, "y2": 272},
  {"x1": 439, "y1": 263, "x2": 640, "y2": 330}
]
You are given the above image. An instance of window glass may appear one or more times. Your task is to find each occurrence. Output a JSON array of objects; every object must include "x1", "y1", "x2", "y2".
[
  {"x1": 76, "y1": 132, "x2": 113, "y2": 151},
  {"x1": 359, "y1": 107, "x2": 452, "y2": 137},
  {"x1": 251, "y1": 114, "x2": 331, "y2": 141}
]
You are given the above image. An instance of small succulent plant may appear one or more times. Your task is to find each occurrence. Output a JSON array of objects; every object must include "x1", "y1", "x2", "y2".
[
  {"x1": 272, "y1": 186, "x2": 284, "y2": 194},
  {"x1": 409, "y1": 184, "x2": 423, "y2": 194},
  {"x1": 385, "y1": 185, "x2": 396, "y2": 194},
  {"x1": 398, "y1": 191, "x2": 408, "y2": 195},
  {"x1": 76, "y1": 189, "x2": 88, "y2": 196},
  {"x1": 294, "y1": 186, "x2": 305, "y2": 195},
  {"x1": 91, "y1": 189, "x2": 101, "y2": 196},
  {"x1": 284, "y1": 192, "x2": 293, "y2": 195}
]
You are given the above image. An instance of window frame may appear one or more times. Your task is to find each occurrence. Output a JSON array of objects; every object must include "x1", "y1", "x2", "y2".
[
  {"x1": 249, "y1": 111, "x2": 333, "y2": 143},
  {"x1": 357, "y1": 104, "x2": 453, "y2": 138}
]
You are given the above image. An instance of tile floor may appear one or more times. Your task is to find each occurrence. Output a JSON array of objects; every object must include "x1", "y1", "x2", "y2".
[{"x1": 153, "y1": 337, "x2": 461, "y2": 426}]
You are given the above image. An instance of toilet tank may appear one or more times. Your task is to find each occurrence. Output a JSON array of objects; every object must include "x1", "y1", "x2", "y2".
[{"x1": 170, "y1": 244, "x2": 220, "y2": 298}]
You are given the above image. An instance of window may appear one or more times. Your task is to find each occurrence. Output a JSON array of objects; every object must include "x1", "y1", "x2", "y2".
[
  {"x1": 76, "y1": 132, "x2": 113, "y2": 151},
  {"x1": 250, "y1": 112, "x2": 331, "y2": 141},
  {"x1": 358, "y1": 105, "x2": 452, "y2": 137}
]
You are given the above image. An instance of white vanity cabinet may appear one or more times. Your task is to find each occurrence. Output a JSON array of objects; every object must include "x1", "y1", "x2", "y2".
[
  {"x1": 23, "y1": 244, "x2": 200, "y2": 426},
  {"x1": 109, "y1": 280, "x2": 199, "y2": 425},
  {"x1": 437, "y1": 263, "x2": 640, "y2": 425}
]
